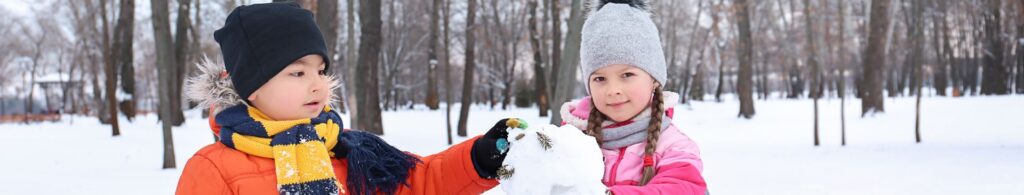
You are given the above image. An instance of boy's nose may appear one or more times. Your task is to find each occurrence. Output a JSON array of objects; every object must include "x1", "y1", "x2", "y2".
[{"x1": 310, "y1": 77, "x2": 327, "y2": 94}]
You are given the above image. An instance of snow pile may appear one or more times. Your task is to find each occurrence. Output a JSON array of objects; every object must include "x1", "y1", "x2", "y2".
[{"x1": 498, "y1": 124, "x2": 606, "y2": 195}]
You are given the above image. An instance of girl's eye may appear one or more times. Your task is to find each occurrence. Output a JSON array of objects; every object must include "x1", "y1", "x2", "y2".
[
  {"x1": 622, "y1": 72, "x2": 636, "y2": 78},
  {"x1": 318, "y1": 69, "x2": 328, "y2": 76},
  {"x1": 289, "y1": 71, "x2": 305, "y2": 77},
  {"x1": 592, "y1": 76, "x2": 606, "y2": 82}
]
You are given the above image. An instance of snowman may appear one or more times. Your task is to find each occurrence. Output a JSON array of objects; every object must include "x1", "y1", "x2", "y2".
[{"x1": 497, "y1": 121, "x2": 606, "y2": 195}]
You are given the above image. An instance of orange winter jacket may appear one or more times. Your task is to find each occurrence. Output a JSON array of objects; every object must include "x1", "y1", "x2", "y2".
[{"x1": 176, "y1": 120, "x2": 498, "y2": 195}]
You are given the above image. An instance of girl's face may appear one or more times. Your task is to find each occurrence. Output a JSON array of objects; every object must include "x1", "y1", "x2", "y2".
[
  {"x1": 247, "y1": 54, "x2": 330, "y2": 120},
  {"x1": 588, "y1": 64, "x2": 658, "y2": 123}
]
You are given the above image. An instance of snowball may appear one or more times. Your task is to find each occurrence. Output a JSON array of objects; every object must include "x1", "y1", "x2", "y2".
[{"x1": 499, "y1": 124, "x2": 606, "y2": 195}]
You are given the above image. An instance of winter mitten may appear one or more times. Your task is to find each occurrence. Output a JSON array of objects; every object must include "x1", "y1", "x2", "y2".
[{"x1": 472, "y1": 118, "x2": 528, "y2": 179}]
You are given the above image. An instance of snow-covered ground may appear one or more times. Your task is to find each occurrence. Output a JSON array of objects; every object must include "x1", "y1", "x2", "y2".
[{"x1": 1, "y1": 95, "x2": 1021, "y2": 194}]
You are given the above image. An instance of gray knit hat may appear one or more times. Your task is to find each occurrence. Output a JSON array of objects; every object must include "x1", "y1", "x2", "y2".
[{"x1": 581, "y1": 0, "x2": 666, "y2": 94}]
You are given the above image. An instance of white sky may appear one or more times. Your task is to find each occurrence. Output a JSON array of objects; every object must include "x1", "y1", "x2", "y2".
[{"x1": 0, "y1": 0, "x2": 32, "y2": 17}]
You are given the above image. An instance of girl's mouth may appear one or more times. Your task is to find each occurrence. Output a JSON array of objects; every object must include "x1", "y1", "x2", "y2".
[{"x1": 607, "y1": 100, "x2": 630, "y2": 107}]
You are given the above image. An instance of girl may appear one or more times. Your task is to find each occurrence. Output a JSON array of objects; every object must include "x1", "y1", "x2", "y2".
[{"x1": 560, "y1": 0, "x2": 707, "y2": 194}]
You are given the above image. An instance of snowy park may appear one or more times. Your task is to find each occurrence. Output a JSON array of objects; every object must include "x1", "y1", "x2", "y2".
[
  {"x1": 4, "y1": 0, "x2": 1024, "y2": 194},
  {"x1": 1, "y1": 95, "x2": 1021, "y2": 194}
]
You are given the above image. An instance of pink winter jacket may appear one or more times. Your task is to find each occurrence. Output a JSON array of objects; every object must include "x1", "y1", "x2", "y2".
[{"x1": 560, "y1": 92, "x2": 707, "y2": 195}]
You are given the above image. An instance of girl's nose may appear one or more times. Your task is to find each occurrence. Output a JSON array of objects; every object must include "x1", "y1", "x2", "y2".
[{"x1": 607, "y1": 88, "x2": 623, "y2": 96}]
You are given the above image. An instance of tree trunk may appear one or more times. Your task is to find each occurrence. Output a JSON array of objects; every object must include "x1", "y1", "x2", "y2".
[
  {"x1": 804, "y1": 0, "x2": 821, "y2": 146},
  {"x1": 316, "y1": 0, "x2": 340, "y2": 109},
  {"x1": 862, "y1": 0, "x2": 890, "y2": 115},
  {"x1": 356, "y1": 0, "x2": 384, "y2": 135},
  {"x1": 838, "y1": 0, "x2": 847, "y2": 146},
  {"x1": 714, "y1": 55, "x2": 725, "y2": 102},
  {"x1": 457, "y1": 0, "x2": 478, "y2": 136},
  {"x1": 151, "y1": 0, "x2": 177, "y2": 169},
  {"x1": 529, "y1": 0, "x2": 550, "y2": 117},
  {"x1": 1017, "y1": 0, "x2": 1024, "y2": 94},
  {"x1": 114, "y1": 0, "x2": 136, "y2": 121},
  {"x1": 443, "y1": 0, "x2": 454, "y2": 144},
  {"x1": 908, "y1": 0, "x2": 924, "y2": 143},
  {"x1": 100, "y1": 0, "x2": 121, "y2": 135},
  {"x1": 736, "y1": 0, "x2": 755, "y2": 119},
  {"x1": 191, "y1": 0, "x2": 203, "y2": 110},
  {"x1": 548, "y1": 0, "x2": 562, "y2": 102},
  {"x1": 548, "y1": 0, "x2": 585, "y2": 125},
  {"x1": 662, "y1": 0, "x2": 681, "y2": 93},
  {"x1": 425, "y1": 0, "x2": 442, "y2": 110},
  {"x1": 980, "y1": 0, "x2": 1009, "y2": 95},
  {"x1": 681, "y1": 0, "x2": 706, "y2": 103},
  {"x1": 171, "y1": 0, "x2": 191, "y2": 126},
  {"x1": 931, "y1": 0, "x2": 950, "y2": 96},
  {"x1": 689, "y1": 48, "x2": 707, "y2": 101},
  {"x1": 345, "y1": 0, "x2": 359, "y2": 123}
]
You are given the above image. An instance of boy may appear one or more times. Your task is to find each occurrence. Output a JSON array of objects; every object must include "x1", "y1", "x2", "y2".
[{"x1": 176, "y1": 2, "x2": 512, "y2": 195}]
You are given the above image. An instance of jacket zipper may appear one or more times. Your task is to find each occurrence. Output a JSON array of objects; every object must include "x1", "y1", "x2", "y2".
[{"x1": 607, "y1": 147, "x2": 628, "y2": 184}]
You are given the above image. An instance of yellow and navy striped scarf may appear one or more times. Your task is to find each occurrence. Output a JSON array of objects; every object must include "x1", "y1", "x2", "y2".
[
  {"x1": 216, "y1": 104, "x2": 344, "y2": 194},
  {"x1": 215, "y1": 104, "x2": 421, "y2": 195}
]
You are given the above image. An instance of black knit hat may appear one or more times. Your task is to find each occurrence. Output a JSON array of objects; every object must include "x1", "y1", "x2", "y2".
[{"x1": 214, "y1": 2, "x2": 330, "y2": 102}]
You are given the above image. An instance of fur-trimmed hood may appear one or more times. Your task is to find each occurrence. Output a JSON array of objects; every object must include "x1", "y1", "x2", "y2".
[{"x1": 185, "y1": 57, "x2": 340, "y2": 115}]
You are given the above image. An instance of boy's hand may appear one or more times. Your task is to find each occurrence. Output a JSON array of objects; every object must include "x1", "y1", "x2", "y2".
[{"x1": 472, "y1": 118, "x2": 527, "y2": 179}]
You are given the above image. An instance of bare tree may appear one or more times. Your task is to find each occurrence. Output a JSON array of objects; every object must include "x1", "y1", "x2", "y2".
[
  {"x1": 548, "y1": 0, "x2": 585, "y2": 125},
  {"x1": 151, "y1": 0, "x2": 177, "y2": 169},
  {"x1": 171, "y1": 0, "x2": 192, "y2": 125},
  {"x1": 0, "y1": 16, "x2": 14, "y2": 114},
  {"x1": 344, "y1": 0, "x2": 360, "y2": 122},
  {"x1": 458, "y1": 0, "x2": 479, "y2": 136},
  {"x1": 680, "y1": 0, "x2": 707, "y2": 103},
  {"x1": 493, "y1": 0, "x2": 525, "y2": 111},
  {"x1": 113, "y1": 0, "x2": 136, "y2": 121},
  {"x1": 980, "y1": 0, "x2": 1008, "y2": 95},
  {"x1": 805, "y1": 0, "x2": 823, "y2": 100},
  {"x1": 99, "y1": 0, "x2": 121, "y2": 135},
  {"x1": 805, "y1": 0, "x2": 822, "y2": 146},
  {"x1": 862, "y1": 0, "x2": 891, "y2": 115},
  {"x1": 529, "y1": 0, "x2": 550, "y2": 117},
  {"x1": 932, "y1": 0, "x2": 951, "y2": 96},
  {"x1": 548, "y1": 0, "x2": 562, "y2": 101},
  {"x1": 909, "y1": 0, "x2": 924, "y2": 143},
  {"x1": 356, "y1": 0, "x2": 384, "y2": 134},
  {"x1": 837, "y1": 0, "x2": 848, "y2": 146},
  {"x1": 1018, "y1": 0, "x2": 1024, "y2": 94},
  {"x1": 736, "y1": 0, "x2": 755, "y2": 119},
  {"x1": 379, "y1": 0, "x2": 426, "y2": 111},
  {"x1": 316, "y1": 0, "x2": 340, "y2": 104},
  {"x1": 442, "y1": 0, "x2": 454, "y2": 144},
  {"x1": 426, "y1": 0, "x2": 442, "y2": 110}
]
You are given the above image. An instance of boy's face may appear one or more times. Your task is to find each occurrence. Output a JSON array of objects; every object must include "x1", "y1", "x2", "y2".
[
  {"x1": 248, "y1": 54, "x2": 330, "y2": 120},
  {"x1": 588, "y1": 64, "x2": 658, "y2": 123}
]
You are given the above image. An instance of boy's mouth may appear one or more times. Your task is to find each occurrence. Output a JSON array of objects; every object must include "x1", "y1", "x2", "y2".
[{"x1": 303, "y1": 100, "x2": 323, "y2": 109}]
